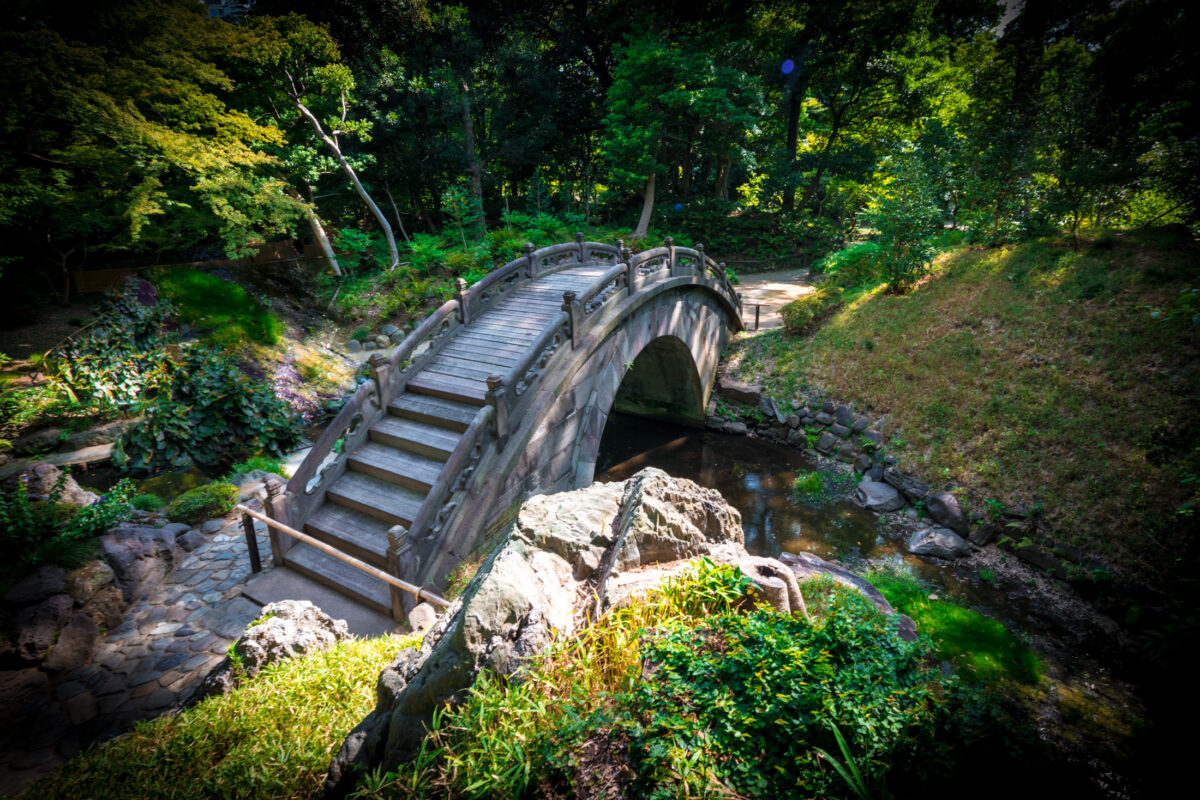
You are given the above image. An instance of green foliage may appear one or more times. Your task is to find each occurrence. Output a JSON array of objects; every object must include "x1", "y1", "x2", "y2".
[
  {"x1": 440, "y1": 180, "x2": 482, "y2": 249},
  {"x1": 781, "y1": 286, "x2": 844, "y2": 334},
  {"x1": 863, "y1": 150, "x2": 943, "y2": 293},
  {"x1": 226, "y1": 455, "x2": 285, "y2": 480},
  {"x1": 26, "y1": 635, "x2": 419, "y2": 800},
  {"x1": 130, "y1": 493, "x2": 164, "y2": 512},
  {"x1": 819, "y1": 241, "x2": 888, "y2": 289},
  {"x1": 0, "y1": 472, "x2": 133, "y2": 586},
  {"x1": 49, "y1": 280, "x2": 173, "y2": 408},
  {"x1": 155, "y1": 269, "x2": 283, "y2": 346},
  {"x1": 868, "y1": 571, "x2": 1042, "y2": 685},
  {"x1": 113, "y1": 346, "x2": 300, "y2": 474},
  {"x1": 164, "y1": 482, "x2": 239, "y2": 524}
]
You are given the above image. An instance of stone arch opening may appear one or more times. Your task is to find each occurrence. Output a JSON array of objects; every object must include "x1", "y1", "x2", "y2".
[{"x1": 610, "y1": 335, "x2": 705, "y2": 426}]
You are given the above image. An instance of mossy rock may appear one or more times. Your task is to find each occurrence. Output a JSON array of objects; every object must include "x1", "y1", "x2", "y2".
[
  {"x1": 780, "y1": 286, "x2": 844, "y2": 334},
  {"x1": 165, "y1": 483, "x2": 239, "y2": 524}
]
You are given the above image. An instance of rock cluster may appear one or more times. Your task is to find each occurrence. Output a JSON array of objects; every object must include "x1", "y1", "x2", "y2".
[
  {"x1": 345, "y1": 323, "x2": 406, "y2": 353},
  {"x1": 324, "y1": 468, "x2": 912, "y2": 797}
]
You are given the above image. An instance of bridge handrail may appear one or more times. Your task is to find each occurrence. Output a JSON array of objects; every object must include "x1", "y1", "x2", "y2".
[
  {"x1": 501, "y1": 310, "x2": 571, "y2": 397},
  {"x1": 385, "y1": 297, "x2": 462, "y2": 374},
  {"x1": 407, "y1": 403, "x2": 496, "y2": 545},
  {"x1": 285, "y1": 378, "x2": 375, "y2": 503},
  {"x1": 575, "y1": 262, "x2": 629, "y2": 311}
]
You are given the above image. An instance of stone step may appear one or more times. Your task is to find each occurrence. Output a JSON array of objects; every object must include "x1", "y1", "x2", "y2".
[
  {"x1": 389, "y1": 394, "x2": 480, "y2": 432},
  {"x1": 349, "y1": 442, "x2": 443, "y2": 494},
  {"x1": 369, "y1": 417, "x2": 461, "y2": 461},
  {"x1": 303, "y1": 502, "x2": 393, "y2": 567},
  {"x1": 325, "y1": 472, "x2": 424, "y2": 527},
  {"x1": 283, "y1": 542, "x2": 393, "y2": 617}
]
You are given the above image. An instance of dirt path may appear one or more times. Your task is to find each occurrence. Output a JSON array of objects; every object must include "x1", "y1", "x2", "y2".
[{"x1": 732, "y1": 268, "x2": 814, "y2": 331}]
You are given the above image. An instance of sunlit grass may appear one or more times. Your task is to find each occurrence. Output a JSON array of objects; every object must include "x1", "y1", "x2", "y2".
[
  {"x1": 156, "y1": 268, "x2": 284, "y2": 346},
  {"x1": 25, "y1": 635, "x2": 418, "y2": 800},
  {"x1": 727, "y1": 231, "x2": 1200, "y2": 578}
]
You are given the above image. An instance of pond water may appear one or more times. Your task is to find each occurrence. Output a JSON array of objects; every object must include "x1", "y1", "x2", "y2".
[{"x1": 595, "y1": 413, "x2": 1034, "y2": 630}]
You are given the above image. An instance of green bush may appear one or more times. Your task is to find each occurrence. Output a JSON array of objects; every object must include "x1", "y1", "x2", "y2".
[
  {"x1": 817, "y1": 240, "x2": 887, "y2": 288},
  {"x1": 1, "y1": 472, "x2": 133, "y2": 586},
  {"x1": 131, "y1": 493, "x2": 164, "y2": 512},
  {"x1": 113, "y1": 346, "x2": 300, "y2": 474},
  {"x1": 164, "y1": 483, "x2": 239, "y2": 524},
  {"x1": 780, "y1": 286, "x2": 844, "y2": 334}
]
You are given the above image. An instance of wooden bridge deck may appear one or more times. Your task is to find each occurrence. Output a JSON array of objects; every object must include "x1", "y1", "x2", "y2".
[{"x1": 286, "y1": 264, "x2": 615, "y2": 613}]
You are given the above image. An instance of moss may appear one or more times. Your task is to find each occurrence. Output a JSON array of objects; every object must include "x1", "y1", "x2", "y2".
[
  {"x1": 780, "y1": 285, "x2": 844, "y2": 333},
  {"x1": 164, "y1": 482, "x2": 239, "y2": 524}
]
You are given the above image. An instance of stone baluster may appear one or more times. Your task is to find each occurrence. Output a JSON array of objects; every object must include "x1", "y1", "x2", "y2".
[
  {"x1": 665, "y1": 235, "x2": 676, "y2": 276},
  {"x1": 524, "y1": 242, "x2": 537, "y2": 280},
  {"x1": 487, "y1": 374, "x2": 508, "y2": 446},
  {"x1": 387, "y1": 525, "x2": 415, "y2": 619},
  {"x1": 368, "y1": 352, "x2": 392, "y2": 410},
  {"x1": 576, "y1": 231, "x2": 586, "y2": 263},
  {"x1": 563, "y1": 290, "x2": 581, "y2": 348},
  {"x1": 696, "y1": 243, "x2": 707, "y2": 278},
  {"x1": 456, "y1": 277, "x2": 470, "y2": 324},
  {"x1": 264, "y1": 478, "x2": 288, "y2": 565},
  {"x1": 621, "y1": 238, "x2": 638, "y2": 293}
]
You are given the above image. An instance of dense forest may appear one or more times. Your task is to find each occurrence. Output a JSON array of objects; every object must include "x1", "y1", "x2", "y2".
[{"x1": 0, "y1": 0, "x2": 1196, "y2": 306}]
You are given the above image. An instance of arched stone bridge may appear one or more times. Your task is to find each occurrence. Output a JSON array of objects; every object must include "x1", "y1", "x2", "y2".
[{"x1": 264, "y1": 237, "x2": 743, "y2": 616}]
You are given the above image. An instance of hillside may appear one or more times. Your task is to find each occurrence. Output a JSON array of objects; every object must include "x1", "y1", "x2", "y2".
[{"x1": 725, "y1": 229, "x2": 1200, "y2": 584}]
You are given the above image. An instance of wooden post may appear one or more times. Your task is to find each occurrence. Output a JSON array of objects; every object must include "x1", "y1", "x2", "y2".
[
  {"x1": 264, "y1": 478, "x2": 286, "y2": 565},
  {"x1": 755, "y1": 304, "x2": 761, "y2": 331},
  {"x1": 576, "y1": 231, "x2": 585, "y2": 263},
  {"x1": 456, "y1": 277, "x2": 470, "y2": 324},
  {"x1": 387, "y1": 525, "x2": 414, "y2": 620},
  {"x1": 487, "y1": 374, "x2": 508, "y2": 445},
  {"x1": 524, "y1": 242, "x2": 537, "y2": 280},
  {"x1": 562, "y1": 290, "x2": 580, "y2": 348},
  {"x1": 241, "y1": 512, "x2": 262, "y2": 573}
]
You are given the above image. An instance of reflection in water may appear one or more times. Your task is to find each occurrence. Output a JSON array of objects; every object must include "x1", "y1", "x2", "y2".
[{"x1": 596, "y1": 413, "x2": 893, "y2": 564}]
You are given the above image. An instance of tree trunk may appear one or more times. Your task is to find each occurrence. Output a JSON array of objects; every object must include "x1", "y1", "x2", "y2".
[
  {"x1": 459, "y1": 79, "x2": 486, "y2": 241},
  {"x1": 799, "y1": 107, "x2": 843, "y2": 213},
  {"x1": 303, "y1": 206, "x2": 342, "y2": 276},
  {"x1": 383, "y1": 182, "x2": 411, "y2": 243},
  {"x1": 633, "y1": 173, "x2": 655, "y2": 239},
  {"x1": 782, "y1": 87, "x2": 802, "y2": 212},
  {"x1": 292, "y1": 98, "x2": 400, "y2": 270},
  {"x1": 681, "y1": 124, "x2": 696, "y2": 200},
  {"x1": 715, "y1": 156, "x2": 730, "y2": 200}
]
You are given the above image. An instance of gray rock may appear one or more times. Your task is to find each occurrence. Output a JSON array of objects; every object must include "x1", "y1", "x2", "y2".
[
  {"x1": 786, "y1": 429, "x2": 806, "y2": 447},
  {"x1": 786, "y1": 415, "x2": 800, "y2": 429},
  {"x1": 100, "y1": 525, "x2": 179, "y2": 602},
  {"x1": 851, "y1": 417, "x2": 870, "y2": 433},
  {"x1": 758, "y1": 396, "x2": 786, "y2": 425},
  {"x1": 4, "y1": 566, "x2": 67, "y2": 606},
  {"x1": 860, "y1": 430, "x2": 883, "y2": 450},
  {"x1": 347, "y1": 339, "x2": 362, "y2": 353},
  {"x1": 380, "y1": 324, "x2": 399, "y2": 336},
  {"x1": 724, "y1": 421, "x2": 748, "y2": 435},
  {"x1": 925, "y1": 492, "x2": 969, "y2": 537},
  {"x1": 43, "y1": 613, "x2": 100, "y2": 674},
  {"x1": 814, "y1": 411, "x2": 834, "y2": 426},
  {"x1": 407, "y1": 603, "x2": 438, "y2": 634},
  {"x1": 390, "y1": 331, "x2": 407, "y2": 345},
  {"x1": 63, "y1": 561, "x2": 115, "y2": 606},
  {"x1": 822, "y1": 399, "x2": 835, "y2": 413},
  {"x1": 829, "y1": 423, "x2": 851, "y2": 439},
  {"x1": 63, "y1": 690, "x2": 97, "y2": 725},
  {"x1": 80, "y1": 584, "x2": 126, "y2": 630},
  {"x1": 969, "y1": 522, "x2": 1001, "y2": 547},
  {"x1": 854, "y1": 454, "x2": 871, "y2": 473},
  {"x1": 14, "y1": 594, "x2": 73, "y2": 663},
  {"x1": 0, "y1": 669, "x2": 49, "y2": 720},
  {"x1": 834, "y1": 405, "x2": 853, "y2": 426},
  {"x1": 717, "y1": 376, "x2": 761, "y2": 405},
  {"x1": 705, "y1": 415, "x2": 726, "y2": 430},
  {"x1": 192, "y1": 600, "x2": 351, "y2": 702},
  {"x1": 159, "y1": 522, "x2": 191, "y2": 538},
  {"x1": 856, "y1": 480, "x2": 905, "y2": 512},
  {"x1": 907, "y1": 527, "x2": 971, "y2": 559},
  {"x1": 815, "y1": 431, "x2": 837, "y2": 454},
  {"x1": 740, "y1": 556, "x2": 807, "y2": 614},
  {"x1": 201, "y1": 519, "x2": 225, "y2": 535},
  {"x1": 177, "y1": 530, "x2": 207, "y2": 552},
  {"x1": 866, "y1": 464, "x2": 885, "y2": 482},
  {"x1": 4, "y1": 462, "x2": 98, "y2": 506},
  {"x1": 777, "y1": 552, "x2": 896, "y2": 616},
  {"x1": 362, "y1": 340, "x2": 377, "y2": 351},
  {"x1": 374, "y1": 335, "x2": 391, "y2": 349},
  {"x1": 835, "y1": 442, "x2": 857, "y2": 463},
  {"x1": 883, "y1": 468, "x2": 929, "y2": 503}
]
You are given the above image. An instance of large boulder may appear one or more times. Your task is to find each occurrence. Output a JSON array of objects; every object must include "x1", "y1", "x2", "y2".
[
  {"x1": 883, "y1": 468, "x2": 929, "y2": 503},
  {"x1": 63, "y1": 561, "x2": 116, "y2": 607},
  {"x1": 5, "y1": 462, "x2": 98, "y2": 506},
  {"x1": 3, "y1": 565, "x2": 66, "y2": 606},
  {"x1": 42, "y1": 612, "x2": 100, "y2": 674},
  {"x1": 324, "y1": 468, "x2": 746, "y2": 796},
  {"x1": 192, "y1": 601, "x2": 351, "y2": 702},
  {"x1": 100, "y1": 525, "x2": 180, "y2": 602},
  {"x1": 855, "y1": 480, "x2": 905, "y2": 512},
  {"x1": 717, "y1": 376, "x2": 762, "y2": 406},
  {"x1": 907, "y1": 527, "x2": 971, "y2": 560},
  {"x1": 13, "y1": 594, "x2": 73, "y2": 664},
  {"x1": 925, "y1": 492, "x2": 969, "y2": 537}
]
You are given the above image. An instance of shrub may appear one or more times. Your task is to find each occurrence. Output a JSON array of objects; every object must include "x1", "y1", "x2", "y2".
[
  {"x1": 1, "y1": 472, "x2": 133, "y2": 586},
  {"x1": 113, "y1": 346, "x2": 300, "y2": 473},
  {"x1": 131, "y1": 493, "x2": 164, "y2": 512},
  {"x1": 780, "y1": 286, "x2": 844, "y2": 334},
  {"x1": 164, "y1": 483, "x2": 239, "y2": 524},
  {"x1": 226, "y1": 455, "x2": 285, "y2": 479},
  {"x1": 817, "y1": 240, "x2": 887, "y2": 288}
]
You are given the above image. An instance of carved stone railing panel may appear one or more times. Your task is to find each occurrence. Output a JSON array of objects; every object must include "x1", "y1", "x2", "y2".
[{"x1": 512, "y1": 319, "x2": 570, "y2": 396}]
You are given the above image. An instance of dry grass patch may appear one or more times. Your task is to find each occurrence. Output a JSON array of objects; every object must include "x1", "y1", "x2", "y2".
[{"x1": 726, "y1": 230, "x2": 1200, "y2": 578}]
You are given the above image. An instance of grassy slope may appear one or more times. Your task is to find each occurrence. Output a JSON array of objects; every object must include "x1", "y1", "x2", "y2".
[{"x1": 726, "y1": 230, "x2": 1200, "y2": 579}]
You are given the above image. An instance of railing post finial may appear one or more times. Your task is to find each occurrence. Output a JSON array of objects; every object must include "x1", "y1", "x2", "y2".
[
  {"x1": 524, "y1": 242, "x2": 537, "y2": 280},
  {"x1": 562, "y1": 290, "x2": 581, "y2": 349},
  {"x1": 486, "y1": 373, "x2": 509, "y2": 445},
  {"x1": 456, "y1": 277, "x2": 470, "y2": 324},
  {"x1": 576, "y1": 231, "x2": 585, "y2": 263}
]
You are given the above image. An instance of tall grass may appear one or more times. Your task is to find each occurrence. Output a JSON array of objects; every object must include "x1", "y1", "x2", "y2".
[{"x1": 155, "y1": 268, "x2": 283, "y2": 346}]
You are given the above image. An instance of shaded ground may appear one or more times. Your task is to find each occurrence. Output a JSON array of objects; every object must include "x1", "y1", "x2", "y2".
[{"x1": 732, "y1": 267, "x2": 814, "y2": 331}]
